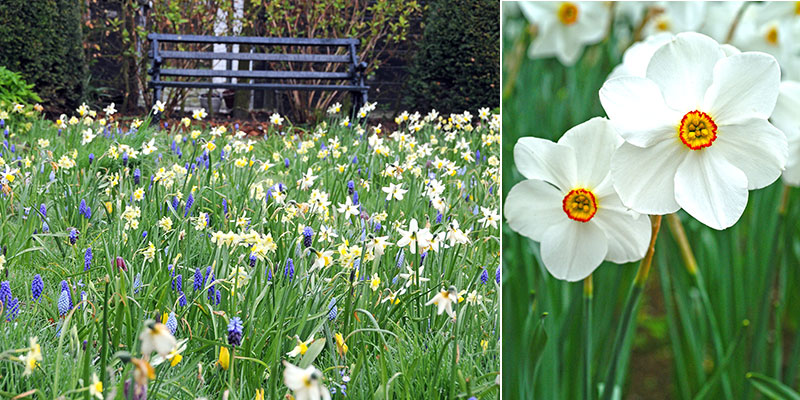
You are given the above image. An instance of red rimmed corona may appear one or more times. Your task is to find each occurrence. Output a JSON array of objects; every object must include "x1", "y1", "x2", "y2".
[
  {"x1": 678, "y1": 110, "x2": 717, "y2": 150},
  {"x1": 558, "y1": 2, "x2": 579, "y2": 25},
  {"x1": 562, "y1": 188, "x2": 597, "y2": 222}
]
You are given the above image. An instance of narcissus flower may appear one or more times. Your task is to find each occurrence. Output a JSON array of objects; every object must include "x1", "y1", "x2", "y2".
[
  {"x1": 505, "y1": 117, "x2": 651, "y2": 281},
  {"x1": 139, "y1": 320, "x2": 177, "y2": 360},
  {"x1": 519, "y1": 2, "x2": 610, "y2": 66},
  {"x1": 283, "y1": 361, "x2": 331, "y2": 400},
  {"x1": 771, "y1": 80, "x2": 800, "y2": 186},
  {"x1": 89, "y1": 373, "x2": 103, "y2": 399},
  {"x1": 218, "y1": 346, "x2": 230, "y2": 370},
  {"x1": 600, "y1": 32, "x2": 786, "y2": 230},
  {"x1": 425, "y1": 286, "x2": 458, "y2": 318}
]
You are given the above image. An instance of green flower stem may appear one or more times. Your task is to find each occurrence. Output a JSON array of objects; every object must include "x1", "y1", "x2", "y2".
[
  {"x1": 583, "y1": 274, "x2": 594, "y2": 400},
  {"x1": 746, "y1": 185, "x2": 791, "y2": 398},
  {"x1": 666, "y1": 213, "x2": 733, "y2": 398},
  {"x1": 600, "y1": 215, "x2": 661, "y2": 400}
]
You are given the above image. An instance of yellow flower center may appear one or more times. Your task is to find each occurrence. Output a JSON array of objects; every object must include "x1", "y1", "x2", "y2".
[
  {"x1": 796, "y1": 2, "x2": 800, "y2": 15},
  {"x1": 558, "y1": 2, "x2": 579, "y2": 25},
  {"x1": 562, "y1": 188, "x2": 597, "y2": 222},
  {"x1": 765, "y1": 25, "x2": 779, "y2": 45},
  {"x1": 678, "y1": 110, "x2": 717, "y2": 150},
  {"x1": 656, "y1": 18, "x2": 671, "y2": 32}
]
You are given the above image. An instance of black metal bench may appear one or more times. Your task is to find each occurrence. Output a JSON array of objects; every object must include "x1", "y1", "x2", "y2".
[{"x1": 147, "y1": 33, "x2": 369, "y2": 117}]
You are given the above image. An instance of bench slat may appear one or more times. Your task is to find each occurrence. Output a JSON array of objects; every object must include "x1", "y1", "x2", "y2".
[
  {"x1": 150, "y1": 80, "x2": 368, "y2": 91},
  {"x1": 159, "y1": 51, "x2": 351, "y2": 63},
  {"x1": 159, "y1": 69, "x2": 351, "y2": 80},
  {"x1": 149, "y1": 33, "x2": 358, "y2": 46}
]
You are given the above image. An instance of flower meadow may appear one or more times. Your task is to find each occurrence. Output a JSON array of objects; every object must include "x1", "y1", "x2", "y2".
[
  {"x1": 504, "y1": 2, "x2": 800, "y2": 400},
  {"x1": 0, "y1": 101, "x2": 500, "y2": 398}
]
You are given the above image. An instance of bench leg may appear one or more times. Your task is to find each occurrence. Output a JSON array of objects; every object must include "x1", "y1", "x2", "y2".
[{"x1": 351, "y1": 91, "x2": 361, "y2": 117}]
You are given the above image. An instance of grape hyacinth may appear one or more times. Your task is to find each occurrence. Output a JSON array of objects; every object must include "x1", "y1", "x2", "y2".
[
  {"x1": 302, "y1": 227, "x2": 314, "y2": 248},
  {"x1": 173, "y1": 274, "x2": 183, "y2": 292},
  {"x1": 88, "y1": 153, "x2": 94, "y2": 164},
  {"x1": 193, "y1": 267, "x2": 203, "y2": 291},
  {"x1": 178, "y1": 291, "x2": 187, "y2": 307},
  {"x1": 6, "y1": 297, "x2": 19, "y2": 321},
  {"x1": 227, "y1": 316, "x2": 243, "y2": 346},
  {"x1": 166, "y1": 312, "x2": 178, "y2": 335},
  {"x1": 133, "y1": 168, "x2": 141, "y2": 185},
  {"x1": 58, "y1": 290, "x2": 71, "y2": 316},
  {"x1": 347, "y1": 180, "x2": 355, "y2": 195},
  {"x1": 84, "y1": 247, "x2": 92, "y2": 271},
  {"x1": 285, "y1": 258, "x2": 295, "y2": 281},
  {"x1": 495, "y1": 265, "x2": 500, "y2": 284},
  {"x1": 60, "y1": 280, "x2": 73, "y2": 310},
  {"x1": 222, "y1": 198, "x2": 228, "y2": 216},
  {"x1": 0, "y1": 281, "x2": 10, "y2": 306},
  {"x1": 69, "y1": 228, "x2": 78, "y2": 245},
  {"x1": 32, "y1": 274, "x2": 43, "y2": 300},
  {"x1": 480, "y1": 268, "x2": 489, "y2": 284},
  {"x1": 328, "y1": 298, "x2": 338, "y2": 321},
  {"x1": 79, "y1": 199, "x2": 91, "y2": 219},
  {"x1": 39, "y1": 203, "x2": 47, "y2": 219},
  {"x1": 133, "y1": 273, "x2": 142, "y2": 294},
  {"x1": 184, "y1": 193, "x2": 194, "y2": 217},
  {"x1": 395, "y1": 250, "x2": 405, "y2": 269},
  {"x1": 249, "y1": 253, "x2": 257, "y2": 268}
]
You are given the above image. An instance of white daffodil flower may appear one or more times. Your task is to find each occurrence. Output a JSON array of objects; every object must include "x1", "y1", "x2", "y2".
[
  {"x1": 283, "y1": 361, "x2": 331, "y2": 400},
  {"x1": 519, "y1": 2, "x2": 610, "y2": 66},
  {"x1": 505, "y1": 117, "x2": 652, "y2": 282},
  {"x1": 382, "y1": 182, "x2": 408, "y2": 201},
  {"x1": 139, "y1": 320, "x2": 177, "y2": 360},
  {"x1": 336, "y1": 196, "x2": 359, "y2": 220},
  {"x1": 732, "y1": 2, "x2": 800, "y2": 81},
  {"x1": 640, "y1": 2, "x2": 708, "y2": 38},
  {"x1": 771, "y1": 81, "x2": 800, "y2": 186},
  {"x1": 425, "y1": 286, "x2": 458, "y2": 318},
  {"x1": 600, "y1": 32, "x2": 786, "y2": 230},
  {"x1": 607, "y1": 33, "x2": 674, "y2": 81},
  {"x1": 396, "y1": 218, "x2": 433, "y2": 254}
]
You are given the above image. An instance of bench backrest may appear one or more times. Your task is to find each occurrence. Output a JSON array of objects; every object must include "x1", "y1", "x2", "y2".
[{"x1": 147, "y1": 33, "x2": 365, "y2": 85}]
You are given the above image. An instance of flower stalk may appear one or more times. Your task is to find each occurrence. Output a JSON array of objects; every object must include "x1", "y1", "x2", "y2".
[
  {"x1": 601, "y1": 215, "x2": 661, "y2": 400},
  {"x1": 583, "y1": 274, "x2": 594, "y2": 400}
]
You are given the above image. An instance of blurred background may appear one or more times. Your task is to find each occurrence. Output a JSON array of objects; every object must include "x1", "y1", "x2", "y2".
[{"x1": 502, "y1": 2, "x2": 800, "y2": 399}]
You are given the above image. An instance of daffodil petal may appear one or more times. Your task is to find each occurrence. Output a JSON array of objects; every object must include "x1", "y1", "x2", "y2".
[
  {"x1": 540, "y1": 220, "x2": 608, "y2": 282},
  {"x1": 674, "y1": 151, "x2": 749, "y2": 230},
  {"x1": 712, "y1": 118, "x2": 787, "y2": 190},
  {"x1": 704, "y1": 52, "x2": 781, "y2": 124},
  {"x1": 646, "y1": 32, "x2": 726, "y2": 112},
  {"x1": 599, "y1": 76, "x2": 681, "y2": 147},
  {"x1": 611, "y1": 140, "x2": 684, "y2": 215},
  {"x1": 504, "y1": 179, "x2": 565, "y2": 242},
  {"x1": 593, "y1": 195, "x2": 652, "y2": 263},
  {"x1": 513, "y1": 137, "x2": 576, "y2": 191}
]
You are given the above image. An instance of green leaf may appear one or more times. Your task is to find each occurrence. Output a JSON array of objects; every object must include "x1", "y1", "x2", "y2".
[
  {"x1": 299, "y1": 338, "x2": 326, "y2": 368},
  {"x1": 746, "y1": 372, "x2": 800, "y2": 400}
]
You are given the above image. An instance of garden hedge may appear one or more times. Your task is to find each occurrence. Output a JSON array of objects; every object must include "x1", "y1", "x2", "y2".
[
  {"x1": 405, "y1": 0, "x2": 499, "y2": 114},
  {"x1": 0, "y1": 0, "x2": 87, "y2": 111}
]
